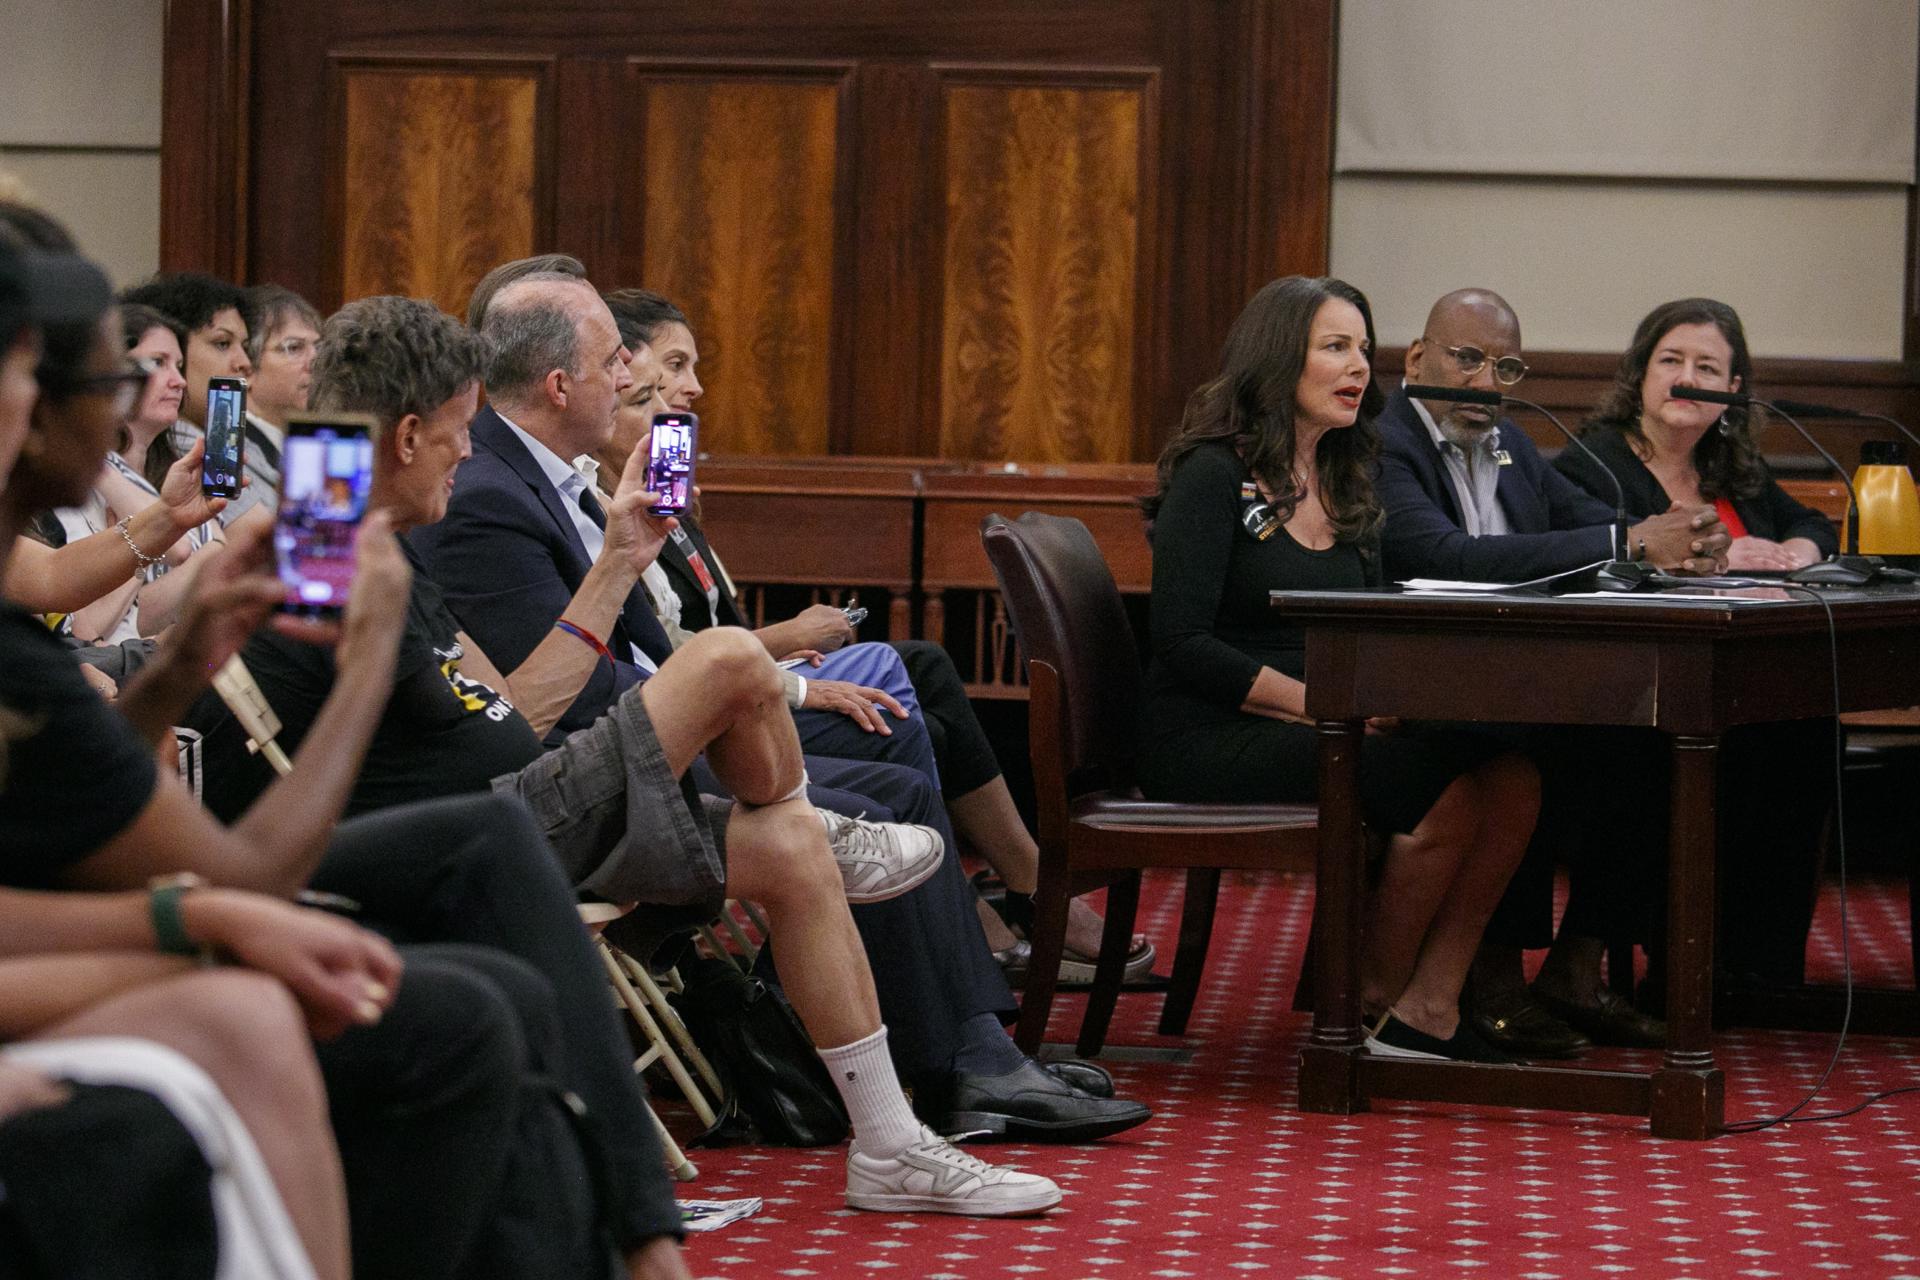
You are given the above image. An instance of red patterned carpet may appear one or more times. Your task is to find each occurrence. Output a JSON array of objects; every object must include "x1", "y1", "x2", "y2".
[{"x1": 672, "y1": 871, "x2": 1920, "y2": 1280}]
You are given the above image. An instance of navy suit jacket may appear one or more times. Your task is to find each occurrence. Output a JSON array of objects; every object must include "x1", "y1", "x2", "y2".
[
  {"x1": 1374, "y1": 387, "x2": 1618, "y2": 583},
  {"x1": 407, "y1": 405, "x2": 674, "y2": 742}
]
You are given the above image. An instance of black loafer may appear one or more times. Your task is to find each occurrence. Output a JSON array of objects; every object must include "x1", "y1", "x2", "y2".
[
  {"x1": 914, "y1": 1059, "x2": 1151, "y2": 1142},
  {"x1": 1467, "y1": 993, "x2": 1591, "y2": 1060},
  {"x1": 1364, "y1": 1012, "x2": 1514, "y2": 1064},
  {"x1": 1043, "y1": 1059, "x2": 1115, "y2": 1098},
  {"x1": 1531, "y1": 985, "x2": 1666, "y2": 1049}
]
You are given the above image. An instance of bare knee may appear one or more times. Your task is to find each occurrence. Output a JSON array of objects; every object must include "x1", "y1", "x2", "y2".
[
  {"x1": 157, "y1": 970, "x2": 323, "y2": 1106},
  {"x1": 1402, "y1": 773, "x2": 1482, "y2": 854},
  {"x1": 729, "y1": 803, "x2": 839, "y2": 910},
  {"x1": 680, "y1": 627, "x2": 783, "y2": 713}
]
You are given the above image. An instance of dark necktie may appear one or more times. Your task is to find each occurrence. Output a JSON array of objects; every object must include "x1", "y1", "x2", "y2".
[{"x1": 576, "y1": 485, "x2": 607, "y2": 530}]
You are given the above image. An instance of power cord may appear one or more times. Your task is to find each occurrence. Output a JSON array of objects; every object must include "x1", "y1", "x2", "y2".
[{"x1": 1718, "y1": 582, "x2": 1916, "y2": 1133}]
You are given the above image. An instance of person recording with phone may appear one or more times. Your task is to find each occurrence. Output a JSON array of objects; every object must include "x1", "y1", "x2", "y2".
[{"x1": 596, "y1": 286, "x2": 1160, "y2": 989}]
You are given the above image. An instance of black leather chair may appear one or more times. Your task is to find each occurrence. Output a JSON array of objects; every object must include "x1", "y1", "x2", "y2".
[{"x1": 981, "y1": 511, "x2": 1318, "y2": 1056}]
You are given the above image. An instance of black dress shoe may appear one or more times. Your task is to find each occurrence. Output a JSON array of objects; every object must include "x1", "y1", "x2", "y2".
[
  {"x1": 1531, "y1": 984, "x2": 1667, "y2": 1049},
  {"x1": 1043, "y1": 1059, "x2": 1115, "y2": 1098},
  {"x1": 914, "y1": 1059, "x2": 1151, "y2": 1142},
  {"x1": 1466, "y1": 992, "x2": 1591, "y2": 1060}
]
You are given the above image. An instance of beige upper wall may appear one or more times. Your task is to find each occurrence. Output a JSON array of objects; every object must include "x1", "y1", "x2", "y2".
[
  {"x1": 0, "y1": 0, "x2": 164, "y2": 286},
  {"x1": 1330, "y1": 0, "x2": 1918, "y2": 360},
  {"x1": 1337, "y1": 0, "x2": 1917, "y2": 184}
]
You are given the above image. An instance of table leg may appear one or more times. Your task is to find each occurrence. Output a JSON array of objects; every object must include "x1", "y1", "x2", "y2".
[
  {"x1": 1651, "y1": 732, "x2": 1726, "y2": 1139},
  {"x1": 1299, "y1": 716, "x2": 1367, "y2": 1114}
]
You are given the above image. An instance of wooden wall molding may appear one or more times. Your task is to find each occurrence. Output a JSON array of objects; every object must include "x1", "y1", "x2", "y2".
[{"x1": 158, "y1": 0, "x2": 1919, "y2": 465}]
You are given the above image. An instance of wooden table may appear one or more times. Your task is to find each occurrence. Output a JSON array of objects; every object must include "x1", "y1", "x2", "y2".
[{"x1": 1281, "y1": 583, "x2": 1920, "y2": 1139}]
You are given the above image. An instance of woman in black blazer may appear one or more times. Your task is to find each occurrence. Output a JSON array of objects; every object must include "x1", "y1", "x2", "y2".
[
  {"x1": 1555, "y1": 297, "x2": 1836, "y2": 569},
  {"x1": 1555, "y1": 298, "x2": 1837, "y2": 989}
]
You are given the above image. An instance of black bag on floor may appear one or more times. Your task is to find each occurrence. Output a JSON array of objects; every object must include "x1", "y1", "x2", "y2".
[{"x1": 668, "y1": 955, "x2": 849, "y2": 1148}]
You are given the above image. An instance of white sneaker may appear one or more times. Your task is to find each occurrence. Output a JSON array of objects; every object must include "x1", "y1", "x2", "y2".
[
  {"x1": 819, "y1": 810, "x2": 944, "y2": 904},
  {"x1": 846, "y1": 1124, "x2": 1062, "y2": 1216}
]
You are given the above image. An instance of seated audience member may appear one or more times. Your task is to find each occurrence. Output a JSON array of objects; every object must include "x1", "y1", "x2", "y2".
[
  {"x1": 599, "y1": 287, "x2": 1153, "y2": 983},
  {"x1": 1557, "y1": 298, "x2": 1837, "y2": 987},
  {"x1": 425, "y1": 262, "x2": 1149, "y2": 1139},
  {"x1": 0, "y1": 230, "x2": 695, "y2": 1278},
  {"x1": 193, "y1": 293, "x2": 1077, "y2": 1210},
  {"x1": 0, "y1": 233, "x2": 345, "y2": 1280},
  {"x1": 232, "y1": 283, "x2": 323, "y2": 519},
  {"x1": 35, "y1": 303, "x2": 224, "y2": 651},
  {"x1": 1136, "y1": 275, "x2": 1541, "y2": 1063},
  {"x1": 119, "y1": 271, "x2": 265, "y2": 525}
]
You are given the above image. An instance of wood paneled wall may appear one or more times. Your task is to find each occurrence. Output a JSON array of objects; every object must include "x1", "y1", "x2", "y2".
[{"x1": 161, "y1": 0, "x2": 1918, "y2": 466}]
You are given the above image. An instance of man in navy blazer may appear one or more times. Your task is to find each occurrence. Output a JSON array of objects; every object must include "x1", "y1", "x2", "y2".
[
  {"x1": 412, "y1": 270, "x2": 1148, "y2": 1143},
  {"x1": 1375, "y1": 288, "x2": 1725, "y2": 584},
  {"x1": 1372, "y1": 289, "x2": 1735, "y2": 1059}
]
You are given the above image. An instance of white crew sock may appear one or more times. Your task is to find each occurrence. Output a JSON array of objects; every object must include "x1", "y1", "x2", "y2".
[{"x1": 817, "y1": 1025, "x2": 922, "y2": 1159}]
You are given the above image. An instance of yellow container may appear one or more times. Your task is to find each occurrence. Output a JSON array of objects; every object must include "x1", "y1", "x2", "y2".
[{"x1": 1852, "y1": 441, "x2": 1920, "y2": 555}]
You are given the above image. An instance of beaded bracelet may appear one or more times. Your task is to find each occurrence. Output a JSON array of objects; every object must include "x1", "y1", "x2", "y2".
[
  {"x1": 115, "y1": 517, "x2": 164, "y2": 570},
  {"x1": 555, "y1": 617, "x2": 613, "y2": 662}
]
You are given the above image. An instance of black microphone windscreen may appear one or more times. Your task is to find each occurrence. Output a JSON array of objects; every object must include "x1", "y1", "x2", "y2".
[
  {"x1": 1769, "y1": 398, "x2": 1867, "y2": 420},
  {"x1": 1405, "y1": 383, "x2": 1502, "y2": 407},
  {"x1": 1668, "y1": 386, "x2": 1748, "y2": 407}
]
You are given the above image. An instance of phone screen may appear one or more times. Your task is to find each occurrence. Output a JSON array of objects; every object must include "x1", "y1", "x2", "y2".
[
  {"x1": 203, "y1": 379, "x2": 247, "y2": 497},
  {"x1": 646, "y1": 411, "x2": 697, "y2": 516},
  {"x1": 274, "y1": 417, "x2": 375, "y2": 615}
]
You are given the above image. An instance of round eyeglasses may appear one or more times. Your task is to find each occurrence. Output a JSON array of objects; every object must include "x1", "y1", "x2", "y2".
[{"x1": 1430, "y1": 341, "x2": 1529, "y2": 386}]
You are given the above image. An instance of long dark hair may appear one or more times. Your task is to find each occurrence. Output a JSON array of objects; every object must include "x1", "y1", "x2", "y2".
[
  {"x1": 1582, "y1": 297, "x2": 1767, "y2": 501},
  {"x1": 118, "y1": 302, "x2": 187, "y2": 486},
  {"x1": 1144, "y1": 275, "x2": 1384, "y2": 540}
]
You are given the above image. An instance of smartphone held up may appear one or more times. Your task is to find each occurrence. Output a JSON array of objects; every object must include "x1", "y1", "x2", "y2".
[
  {"x1": 273, "y1": 413, "x2": 377, "y2": 617},
  {"x1": 646, "y1": 410, "x2": 697, "y2": 517},
  {"x1": 202, "y1": 377, "x2": 247, "y2": 498}
]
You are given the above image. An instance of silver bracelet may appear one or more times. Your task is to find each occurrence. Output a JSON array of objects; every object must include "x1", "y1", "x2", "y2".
[{"x1": 115, "y1": 517, "x2": 164, "y2": 570}]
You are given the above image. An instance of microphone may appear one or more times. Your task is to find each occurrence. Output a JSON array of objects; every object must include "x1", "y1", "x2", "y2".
[
  {"x1": 1669, "y1": 387, "x2": 1881, "y2": 585},
  {"x1": 1406, "y1": 382, "x2": 1654, "y2": 589},
  {"x1": 1404, "y1": 384, "x2": 1501, "y2": 407},
  {"x1": 1768, "y1": 399, "x2": 1920, "y2": 462}
]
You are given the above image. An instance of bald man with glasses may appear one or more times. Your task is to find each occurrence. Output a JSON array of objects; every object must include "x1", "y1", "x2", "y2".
[
  {"x1": 1373, "y1": 288, "x2": 1731, "y2": 1057},
  {"x1": 1376, "y1": 287, "x2": 1728, "y2": 585}
]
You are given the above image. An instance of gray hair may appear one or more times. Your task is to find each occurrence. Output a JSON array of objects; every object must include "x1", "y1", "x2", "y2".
[
  {"x1": 311, "y1": 295, "x2": 490, "y2": 434},
  {"x1": 480, "y1": 276, "x2": 591, "y2": 399},
  {"x1": 466, "y1": 254, "x2": 587, "y2": 328},
  {"x1": 245, "y1": 284, "x2": 323, "y2": 361}
]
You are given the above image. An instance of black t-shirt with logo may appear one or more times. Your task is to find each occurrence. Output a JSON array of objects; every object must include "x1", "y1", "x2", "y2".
[{"x1": 194, "y1": 547, "x2": 547, "y2": 822}]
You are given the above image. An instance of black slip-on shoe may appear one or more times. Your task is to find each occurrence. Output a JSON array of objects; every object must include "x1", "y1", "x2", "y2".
[
  {"x1": 915, "y1": 1059, "x2": 1151, "y2": 1143},
  {"x1": 1365, "y1": 1012, "x2": 1516, "y2": 1064},
  {"x1": 1467, "y1": 991, "x2": 1591, "y2": 1060},
  {"x1": 1531, "y1": 985, "x2": 1667, "y2": 1049}
]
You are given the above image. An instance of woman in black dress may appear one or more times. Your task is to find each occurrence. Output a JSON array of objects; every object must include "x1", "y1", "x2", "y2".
[{"x1": 1137, "y1": 276, "x2": 1541, "y2": 1063}]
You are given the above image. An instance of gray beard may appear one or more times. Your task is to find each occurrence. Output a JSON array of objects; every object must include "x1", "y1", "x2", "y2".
[{"x1": 1438, "y1": 417, "x2": 1496, "y2": 449}]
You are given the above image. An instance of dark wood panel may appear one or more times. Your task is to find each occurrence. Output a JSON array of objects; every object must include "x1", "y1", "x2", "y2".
[
  {"x1": 937, "y1": 76, "x2": 1150, "y2": 464},
  {"x1": 635, "y1": 71, "x2": 846, "y2": 456},
  {"x1": 159, "y1": 0, "x2": 248, "y2": 277},
  {"x1": 332, "y1": 64, "x2": 545, "y2": 319}
]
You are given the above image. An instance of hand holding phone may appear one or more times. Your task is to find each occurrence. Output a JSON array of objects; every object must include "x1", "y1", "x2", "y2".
[
  {"x1": 202, "y1": 377, "x2": 248, "y2": 499},
  {"x1": 273, "y1": 413, "x2": 377, "y2": 617},
  {"x1": 645, "y1": 410, "x2": 698, "y2": 516}
]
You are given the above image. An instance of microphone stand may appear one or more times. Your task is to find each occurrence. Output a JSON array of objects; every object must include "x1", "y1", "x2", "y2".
[
  {"x1": 1500, "y1": 394, "x2": 1658, "y2": 590},
  {"x1": 1671, "y1": 387, "x2": 1884, "y2": 586}
]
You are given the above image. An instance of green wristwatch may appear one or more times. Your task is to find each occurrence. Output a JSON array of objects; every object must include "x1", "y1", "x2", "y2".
[{"x1": 148, "y1": 872, "x2": 208, "y2": 957}]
